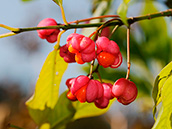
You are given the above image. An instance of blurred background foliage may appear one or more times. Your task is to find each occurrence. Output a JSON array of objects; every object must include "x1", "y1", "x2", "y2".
[
  {"x1": 81, "y1": 0, "x2": 172, "y2": 128},
  {"x1": 0, "y1": 0, "x2": 172, "y2": 129}
]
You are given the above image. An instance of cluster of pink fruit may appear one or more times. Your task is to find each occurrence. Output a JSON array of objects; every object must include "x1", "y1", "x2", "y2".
[
  {"x1": 66, "y1": 76, "x2": 137, "y2": 108},
  {"x1": 60, "y1": 33, "x2": 122, "y2": 68},
  {"x1": 37, "y1": 18, "x2": 138, "y2": 109}
]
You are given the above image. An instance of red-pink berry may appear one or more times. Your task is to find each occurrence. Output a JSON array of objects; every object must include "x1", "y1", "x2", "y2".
[
  {"x1": 102, "y1": 83, "x2": 114, "y2": 100},
  {"x1": 94, "y1": 97, "x2": 109, "y2": 109},
  {"x1": 59, "y1": 44, "x2": 76, "y2": 63},
  {"x1": 37, "y1": 18, "x2": 60, "y2": 43},
  {"x1": 67, "y1": 33, "x2": 96, "y2": 64},
  {"x1": 66, "y1": 90, "x2": 77, "y2": 101},
  {"x1": 67, "y1": 75, "x2": 104, "y2": 103},
  {"x1": 112, "y1": 78, "x2": 138, "y2": 105},
  {"x1": 96, "y1": 36, "x2": 122, "y2": 68},
  {"x1": 94, "y1": 82, "x2": 114, "y2": 109},
  {"x1": 86, "y1": 79, "x2": 104, "y2": 103},
  {"x1": 65, "y1": 78, "x2": 75, "y2": 89},
  {"x1": 70, "y1": 75, "x2": 90, "y2": 95}
]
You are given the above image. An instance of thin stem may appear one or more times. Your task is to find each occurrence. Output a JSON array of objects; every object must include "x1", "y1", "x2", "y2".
[
  {"x1": 96, "y1": 71, "x2": 102, "y2": 83},
  {"x1": 0, "y1": 24, "x2": 19, "y2": 31},
  {"x1": 60, "y1": 5, "x2": 68, "y2": 25},
  {"x1": 0, "y1": 9, "x2": 172, "y2": 38},
  {"x1": 108, "y1": 25, "x2": 119, "y2": 38},
  {"x1": 126, "y1": 27, "x2": 130, "y2": 80},
  {"x1": 13, "y1": 23, "x2": 103, "y2": 32},
  {"x1": 88, "y1": 24, "x2": 104, "y2": 38},
  {"x1": 127, "y1": 9, "x2": 172, "y2": 25},
  {"x1": 68, "y1": 15, "x2": 120, "y2": 24},
  {"x1": 89, "y1": 18, "x2": 120, "y2": 38},
  {"x1": 89, "y1": 60, "x2": 95, "y2": 78},
  {"x1": 8, "y1": 124, "x2": 24, "y2": 129},
  {"x1": 0, "y1": 32, "x2": 16, "y2": 38},
  {"x1": 54, "y1": 30, "x2": 66, "y2": 50},
  {"x1": 91, "y1": 64, "x2": 102, "y2": 82}
]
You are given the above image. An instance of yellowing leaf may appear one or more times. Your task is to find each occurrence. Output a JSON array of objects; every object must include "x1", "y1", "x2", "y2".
[
  {"x1": 26, "y1": 50, "x2": 68, "y2": 110},
  {"x1": 72, "y1": 99, "x2": 115, "y2": 120},
  {"x1": 152, "y1": 61, "x2": 172, "y2": 119},
  {"x1": 152, "y1": 75, "x2": 172, "y2": 129},
  {"x1": 39, "y1": 123, "x2": 50, "y2": 129},
  {"x1": 27, "y1": 91, "x2": 75, "y2": 127},
  {"x1": 124, "y1": 0, "x2": 130, "y2": 4}
]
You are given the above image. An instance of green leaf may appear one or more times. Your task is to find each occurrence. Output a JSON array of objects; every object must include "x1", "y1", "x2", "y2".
[
  {"x1": 152, "y1": 61, "x2": 172, "y2": 118},
  {"x1": 49, "y1": 91, "x2": 76, "y2": 128},
  {"x1": 117, "y1": 0, "x2": 131, "y2": 26},
  {"x1": 52, "y1": 0, "x2": 63, "y2": 6},
  {"x1": 27, "y1": 106, "x2": 50, "y2": 125},
  {"x1": 152, "y1": 75, "x2": 172, "y2": 129},
  {"x1": 72, "y1": 99, "x2": 115, "y2": 120},
  {"x1": 27, "y1": 91, "x2": 75, "y2": 128},
  {"x1": 26, "y1": 50, "x2": 68, "y2": 110}
]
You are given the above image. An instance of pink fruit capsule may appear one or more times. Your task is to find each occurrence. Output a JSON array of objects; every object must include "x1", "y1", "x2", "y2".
[
  {"x1": 112, "y1": 78, "x2": 138, "y2": 105},
  {"x1": 37, "y1": 18, "x2": 60, "y2": 43}
]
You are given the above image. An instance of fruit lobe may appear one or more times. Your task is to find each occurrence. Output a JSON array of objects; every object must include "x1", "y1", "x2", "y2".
[
  {"x1": 75, "y1": 85, "x2": 87, "y2": 103},
  {"x1": 97, "y1": 52, "x2": 116, "y2": 68},
  {"x1": 66, "y1": 33, "x2": 96, "y2": 64},
  {"x1": 67, "y1": 91, "x2": 77, "y2": 101},
  {"x1": 59, "y1": 44, "x2": 76, "y2": 63},
  {"x1": 37, "y1": 18, "x2": 60, "y2": 43},
  {"x1": 96, "y1": 36, "x2": 122, "y2": 68},
  {"x1": 112, "y1": 78, "x2": 138, "y2": 105}
]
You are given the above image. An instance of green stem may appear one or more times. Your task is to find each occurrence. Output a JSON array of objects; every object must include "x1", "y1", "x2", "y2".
[
  {"x1": 8, "y1": 124, "x2": 24, "y2": 129},
  {"x1": 0, "y1": 9, "x2": 172, "y2": 38},
  {"x1": 108, "y1": 24, "x2": 119, "y2": 38},
  {"x1": 91, "y1": 64, "x2": 102, "y2": 82},
  {"x1": 89, "y1": 18, "x2": 120, "y2": 38},
  {"x1": 127, "y1": 9, "x2": 172, "y2": 24},
  {"x1": 97, "y1": 71, "x2": 102, "y2": 83}
]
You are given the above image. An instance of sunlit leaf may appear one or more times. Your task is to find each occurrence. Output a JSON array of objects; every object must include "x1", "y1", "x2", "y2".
[
  {"x1": 152, "y1": 61, "x2": 172, "y2": 118},
  {"x1": 26, "y1": 50, "x2": 68, "y2": 110},
  {"x1": 39, "y1": 123, "x2": 51, "y2": 129},
  {"x1": 52, "y1": 0, "x2": 63, "y2": 6},
  {"x1": 152, "y1": 75, "x2": 172, "y2": 129},
  {"x1": 49, "y1": 91, "x2": 76, "y2": 128},
  {"x1": 72, "y1": 99, "x2": 115, "y2": 120},
  {"x1": 124, "y1": 0, "x2": 130, "y2": 3}
]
